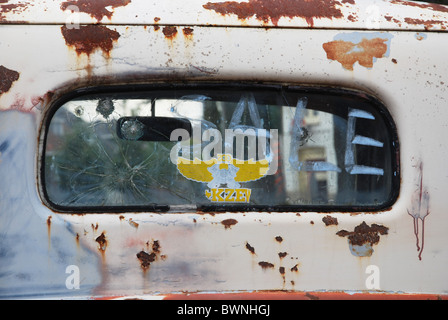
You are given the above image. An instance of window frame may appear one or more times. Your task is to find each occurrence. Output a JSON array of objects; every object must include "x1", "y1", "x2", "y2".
[{"x1": 39, "y1": 82, "x2": 400, "y2": 214}]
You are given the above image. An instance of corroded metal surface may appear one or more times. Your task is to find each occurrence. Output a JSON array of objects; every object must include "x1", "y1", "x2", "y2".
[
  {"x1": 1, "y1": 1, "x2": 448, "y2": 299},
  {"x1": 0, "y1": 0, "x2": 448, "y2": 30}
]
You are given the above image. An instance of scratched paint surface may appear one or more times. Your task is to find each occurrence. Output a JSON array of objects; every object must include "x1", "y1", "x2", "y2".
[{"x1": 1, "y1": 6, "x2": 448, "y2": 298}]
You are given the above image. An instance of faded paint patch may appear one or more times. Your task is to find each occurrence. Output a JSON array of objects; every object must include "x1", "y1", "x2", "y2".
[
  {"x1": 323, "y1": 32, "x2": 393, "y2": 71},
  {"x1": 0, "y1": 65, "x2": 20, "y2": 95},
  {"x1": 61, "y1": 0, "x2": 132, "y2": 22},
  {"x1": 336, "y1": 221, "x2": 389, "y2": 257},
  {"x1": 61, "y1": 25, "x2": 120, "y2": 56},
  {"x1": 203, "y1": 0, "x2": 352, "y2": 27}
]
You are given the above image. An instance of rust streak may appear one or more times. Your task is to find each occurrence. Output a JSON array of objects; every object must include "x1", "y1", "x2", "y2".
[
  {"x1": 203, "y1": 0, "x2": 350, "y2": 27},
  {"x1": 323, "y1": 38, "x2": 389, "y2": 71},
  {"x1": 95, "y1": 232, "x2": 107, "y2": 251},
  {"x1": 61, "y1": 0, "x2": 132, "y2": 22},
  {"x1": 61, "y1": 25, "x2": 120, "y2": 57},
  {"x1": 0, "y1": 65, "x2": 20, "y2": 95},
  {"x1": 245, "y1": 242, "x2": 256, "y2": 254}
]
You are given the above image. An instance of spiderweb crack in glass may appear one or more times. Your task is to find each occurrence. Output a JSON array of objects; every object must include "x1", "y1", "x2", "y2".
[{"x1": 43, "y1": 87, "x2": 397, "y2": 210}]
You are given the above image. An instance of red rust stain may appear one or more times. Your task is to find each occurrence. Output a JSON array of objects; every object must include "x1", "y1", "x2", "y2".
[
  {"x1": 336, "y1": 221, "x2": 389, "y2": 246},
  {"x1": 390, "y1": 0, "x2": 448, "y2": 13},
  {"x1": 274, "y1": 236, "x2": 283, "y2": 243},
  {"x1": 95, "y1": 232, "x2": 108, "y2": 251},
  {"x1": 322, "y1": 215, "x2": 338, "y2": 226},
  {"x1": 61, "y1": 25, "x2": 120, "y2": 57},
  {"x1": 322, "y1": 37, "x2": 389, "y2": 71},
  {"x1": 162, "y1": 26, "x2": 178, "y2": 39},
  {"x1": 60, "y1": 0, "x2": 132, "y2": 22},
  {"x1": 221, "y1": 218, "x2": 238, "y2": 229},
  {"x1": 203, "y1": 0, "x2": 351, "y2": 27},
  {"x1": 392, "y1": 58, "x2": 397, "y2": 64},
  {"x1": 0, "y1": 65, "x2": 20, "y2": 95},
  {"x1": 278, "y1": 252, "x2": 288, "y2": 259},
  {"x1": 407, "y1": 161, "x2": 430, "y2": 261}
]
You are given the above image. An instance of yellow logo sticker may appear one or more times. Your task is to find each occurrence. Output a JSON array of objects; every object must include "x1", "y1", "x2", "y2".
[{"x1": 177, "y1": 154, "x2": 269, "y2": 203}]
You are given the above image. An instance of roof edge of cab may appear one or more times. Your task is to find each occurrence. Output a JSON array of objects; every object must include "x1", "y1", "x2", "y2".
[{"x1": 1, "y1": 0, "x2": 448, "y2": 32}]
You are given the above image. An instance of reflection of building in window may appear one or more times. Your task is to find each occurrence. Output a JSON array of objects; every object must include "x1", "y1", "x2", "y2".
[{"x1": 282, "y1": 107, "x2": 338, "y2": 204}]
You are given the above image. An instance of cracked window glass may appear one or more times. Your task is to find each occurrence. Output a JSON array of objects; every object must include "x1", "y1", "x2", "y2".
[{"x1": 43, "y1": 85, "x2": 399, "y2": 212}]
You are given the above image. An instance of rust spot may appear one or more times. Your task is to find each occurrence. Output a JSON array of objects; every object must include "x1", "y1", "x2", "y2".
[
  {"x1": 137, "y1": 251, "x2": 156, "y2": 269},
  {"x1": 323, "y1": 37, "x2": 389, "y2": 71},
  {"x1": 274, "y1": 236, "x2": 283, "y2": 243},
  {"x1": 154, "y1": 17, "x2": 160, "y2": 23},
  {"x1": 137, "y1": 240, "x2": 162, "y2": 270},
  {"x1": 245, "y1": 242, "x2": 256, "y2": 254},
  {"x1": 279, "y1": 266, "x2": 285, "y2": 275},
  {"x1": 162, "y1": 26, "x2": 178, "y2": 39},
  {"x1": 278, "y1": 252, "x2": 288, "y2": 259},
  {"x1": 91, "y1": 222, "x2": 99, "y2": 231},
  {"x1": 392, "y1": 58, "x2": 397, "y2": 64},
  {"x1": 128, "y1": 218, "x2": 139, "y2": 229},
  {"x1": 76, "y1": 233, "x2": 80, "y2": 247},
  {"x1": 182, "y1": 27, "x2": 194, "y2": 38},
  {"x1": 336, "y1": 221, "x2": 388, "y2": 250},
  {"x1": 0, "y1": 65, "x2": 20, "y2": 95},
  {"x1": 290, "y1": 264, "x2": 299, "y2": 272},
  {"x1": 258, "y1": 261, "x2": 274, "y2": 269},
  {"x1": 322, "y1": 215, "x2": 338, "y2": 226},
  {"x1": 61, "y1": 25, "x2": 120, "y2": 57},
  {"x1": 203, "y1": 0, "x2": 350, "y2": 27},
  {"x1": 60, "y1": 0, "x2": 132, "y2": 22},
  {"x1": 95, "y1": 232, "x2": 107, "y2": 251},
  {"x1": 119, "y1": 215, "x2": 125, "y2": 221},
  {"x1": 221, "y1": 218, "x2": 238, "y2": 229}
]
